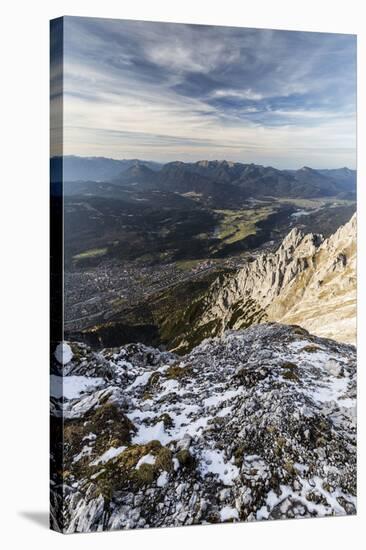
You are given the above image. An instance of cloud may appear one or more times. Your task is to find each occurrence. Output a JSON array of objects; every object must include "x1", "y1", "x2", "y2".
[
  {"x1": 211, "y1": 89, "x2": 264, "y2": 101},
  {"x1": 58, "y1": 16, "x2": 356, "y2": 168}
]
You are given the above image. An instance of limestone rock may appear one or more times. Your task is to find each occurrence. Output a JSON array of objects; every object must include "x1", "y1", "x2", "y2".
[
  {"x1": 51, "y1": 324, "x2": 356, "y2": 532},
  {"x1": 195, "y1": 214, "x2": 356, "y2": 345}
]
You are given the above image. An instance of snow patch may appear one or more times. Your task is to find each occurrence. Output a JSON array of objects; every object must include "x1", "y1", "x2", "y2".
[
  {"x1": 220, "y1": 506, "x2": 239, "y2": 521},
  {"x1": 305, "y1": 375, "x2": 351, "y2": 406},
  {"x1": 204, "y1": 388, "x2": 241, "y2": 408},
  {"x1": 132, "y1": 421, "x2": 170, "y2": 445},
  {"x1": 136, "y1": 453, "x2": 156, "y2": 469},
  {"x1": 54, "y1": 342, "x2": 73, "y2": 365},
  {"x1": 73, "y1": 446, "x2": 92, "y2": 463},
  {"x1": 90, "y1": 446, "x2": 126, "y2": 466},
  {"x1": 157, "y1": 471, "x2": 169, "y2": 487},
  {"x1": 199, "y1": 449, "x2": 239, "y2": 486},
  {"x1": 50, "y1": 375, "x2": 104, "y2": 400},
  {"x1": 127, "y1": 371, "x2": 152, "y2": 390}
]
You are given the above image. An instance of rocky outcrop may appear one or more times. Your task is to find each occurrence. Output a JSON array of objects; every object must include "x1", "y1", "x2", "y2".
[
  {"x1": 50, "y1": 324, "x2": 356, "y2": 532},
  {"x1": 194, "y1": 214, "x2": 356, "y2": 346}
]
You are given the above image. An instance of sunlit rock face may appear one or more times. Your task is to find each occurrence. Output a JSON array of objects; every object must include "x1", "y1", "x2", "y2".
[{"x1": 196, "y1": 214, "x2": 356, "y2": 345}]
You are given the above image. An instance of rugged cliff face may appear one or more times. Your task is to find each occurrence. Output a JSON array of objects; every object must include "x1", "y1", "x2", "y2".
[
  {"x1": 193, "y1": 214, "x2": 356, "y2": 347},
  {"x1": 51, "y1": 324, "x2": 356, "y2": 533},
  {"x1": 268, "y1": 214, "x2": 356, "y2": 342}
]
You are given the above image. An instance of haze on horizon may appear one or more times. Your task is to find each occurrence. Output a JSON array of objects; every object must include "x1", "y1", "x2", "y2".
[{"x1": 53, "y1": 17, "x2": 356, "y2": 169}]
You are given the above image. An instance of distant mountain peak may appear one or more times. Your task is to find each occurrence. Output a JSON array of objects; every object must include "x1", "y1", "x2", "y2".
[{"x1": 58, "y1": 156, "x2": 356, "y2": 199}]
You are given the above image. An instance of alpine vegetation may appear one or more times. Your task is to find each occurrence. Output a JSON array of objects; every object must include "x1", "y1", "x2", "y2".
[{"x1": 51, "y1": 323, "x2": 356, "y2": 532}]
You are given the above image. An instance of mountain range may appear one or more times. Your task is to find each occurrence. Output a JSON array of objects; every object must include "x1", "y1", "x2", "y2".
[
  {"x1": 53, "y1": 156, "x2": 356, "y2": 202},
  {"x1": 54, "y1": 155, "x2": 162, "y2": 182}
]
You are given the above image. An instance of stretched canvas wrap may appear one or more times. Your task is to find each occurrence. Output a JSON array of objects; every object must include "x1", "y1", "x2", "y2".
[{"x1": 50, "y1": 16, "x2": 357, "y2": 533}]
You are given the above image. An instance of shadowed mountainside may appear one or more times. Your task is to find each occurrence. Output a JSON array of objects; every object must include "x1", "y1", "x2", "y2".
[{"x1": 58, "y1": 156, "x2": 356, "y2": 202}]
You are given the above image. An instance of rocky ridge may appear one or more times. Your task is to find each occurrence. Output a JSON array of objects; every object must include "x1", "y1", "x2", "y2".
[
  {"x1": 191, "y1": 214, "x2": 356, "y2": 348},
  {"x1": 51, "y1": 323, "x2": 356, "y2": 532}
]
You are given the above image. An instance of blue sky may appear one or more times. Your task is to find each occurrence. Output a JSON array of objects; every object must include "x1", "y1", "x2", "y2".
[{"x1": 58, "y1": 17, "x2": 356, "y2": 168}]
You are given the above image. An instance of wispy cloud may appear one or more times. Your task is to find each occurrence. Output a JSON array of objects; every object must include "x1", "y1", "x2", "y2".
[
  {"x1": 59, "y1": 17, "x2": 356, "y2": 168},
  {"x1": 211, "y1": 89, "x2": 264, "y2": 101}
]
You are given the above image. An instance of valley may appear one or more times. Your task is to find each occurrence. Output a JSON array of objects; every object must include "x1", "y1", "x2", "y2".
[{"x1": 59, "y1": 157, "x2": 356, "y2": 352}]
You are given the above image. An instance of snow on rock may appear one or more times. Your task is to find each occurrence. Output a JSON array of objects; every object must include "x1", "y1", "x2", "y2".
[
  {"x1": 50, "y1": 375, "x2": 104, "y2": 400},
  {"x1": 54, "y1": 342, "x2": 73, "y2": 365},
  {"x1": 136, "y1": 453, "x2": 156, "y2": 469},
  {"x1": 203, "y1": 388, "x2": 241, "y2": 408},
  {"x1": 132, "y1": 421, "x2": 170, "y2": 446},
  {"x1": 220, "y1": 506, "x2": 239, "y2": 521},
  {"x1": 127, "y1": 371, "x2": 153, "y2": 390},
  {"x1": 90, "y1": 446, "x2": 127, "y2": 466},
  {"x1": 157, "y1": 471, "x2": 169, "y2": 487},
  {"x1": 51, "y1": 324, "x2": 356, "y2": 533},
  {"x1": 199, "y1": 449, "x2": 239, "y2": 486},
  {"x1": 73, "y1": 446, "x2": 93, "y2": 464}
]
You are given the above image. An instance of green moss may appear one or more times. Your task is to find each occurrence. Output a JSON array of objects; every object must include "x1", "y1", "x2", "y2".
[
  {"x1": 301, "y1": 345, "x2": 321, "y2": 353},
  {"x1": 276, "y1": 436, "x2": 286, "y2": 449},
  {"x1": 69, "y1": 343, "x2": 86, "y2": 363},
  {"x1": 292, "y1": 326, "x2": 309, "y2": 337},
  {"x1": 306, "y1": 491, "x2": 328, "y2": 506},
  {"x1": 282, "y1": 370, "x2": 299, "y2": 381},
  {"x1": 283, "y1": 460, "x2": 296, "y2": 475},
  {"x1": 89, "y1": 403, "x2": 135, "y2": 451},
  {"x1": 316, "y1": 436, "x2": 327, "y2": 447},
  {"x1": 89, "y1": 440, "x2": 174, "y2": 497},
  {"x1": 143, "y1": 371, "x2": 162, "y2": 400},
  {"x1": 266, "y1": 425, "x2": 277, "y2": 434},
  {"x1": 148, "y1": 372, "x2": 161, "y2": 386},
  {"x1": 282, "y1": 362, "x2": 297, "y2": 370},
  {"x1": 281, "y1": 362, "x2": 299, "y2": 382},
  {"x1": 176, "y1": 449, "x2": 196, "y2": 469},
  {"x1": 152, "y1": 413, "x2": 174, "y2": 429},
  {"x1": 134, "y1": 463, "x2": 155, "y2": 485},
  {"x1": 118, "y1": 441, "x2": 162, "y2": 470},
  {"x1": 155, "y1": 447, "x2": 173, "y2": 471},
  {"x1": 166, "y1": 364, "x2": 192, "y2": 379},
  {"x1": 232, "y1": 444, "x2": 246, "y2": 466},
  {"x1": 322, "y1": 481, "x2": 334, "y2": 493},
  {"x1": 208, "y1": 416, "x2": 226, "y2": 426},
  {"x1": 63, "y1": 402, "x2": 138, "y2": 483},
  {"x1": 206, "y1": 512, "x2": 220, "y2": 524},
  {"x1": 123, "y1": 441, "x2": 172, "y2": 486}
]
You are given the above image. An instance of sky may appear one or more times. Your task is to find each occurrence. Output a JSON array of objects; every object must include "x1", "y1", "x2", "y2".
[{"x1": 55, "y1": 16, "x2": 356, "y2": 168}]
